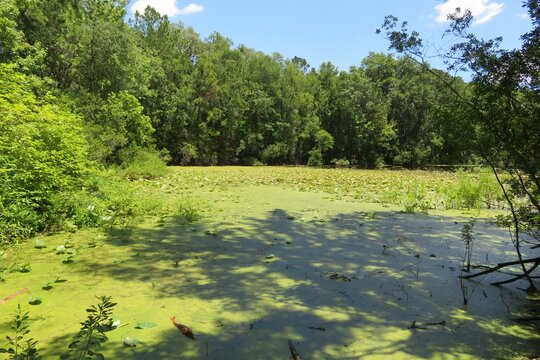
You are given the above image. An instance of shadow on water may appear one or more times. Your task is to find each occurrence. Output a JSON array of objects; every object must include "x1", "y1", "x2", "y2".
[{"x1": 41, "y1": 205, "x2": 539, "y2": 359}]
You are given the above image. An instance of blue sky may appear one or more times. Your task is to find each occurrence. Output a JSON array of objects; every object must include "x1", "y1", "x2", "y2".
[{"x1": 128, "y1": 0, "x2": 531, "y2": 72}]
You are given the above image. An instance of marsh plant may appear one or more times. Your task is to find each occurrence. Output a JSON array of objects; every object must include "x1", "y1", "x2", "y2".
[
  {"x1": 61, "y1": 296, "x2": 117, "y2": 360},
  {"x1": 444, "y1": 170, "x2": 502, "y2": 210},
  {"x1": 0, "y1": 304, "x2": 40, "y2": 359},
  {"x1": 461, "y1": 220, "x2": 475, "y2": 272},
  {"x1": 175, "y1": 200, "x2": 202, "y2": 223},
  {"x1": 460, "y1": 220, "x2": 476, "y2": 305},
  {"x1": 403, "y1": 183, "x2": 431, "y2": 213}
]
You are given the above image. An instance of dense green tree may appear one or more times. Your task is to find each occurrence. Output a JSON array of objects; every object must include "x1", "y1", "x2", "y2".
[
  {"x1": 81, "y1": 91, "x2": 154, "y2": 164},
  {"x1": 0, "y1": 0, "x2": 23, "y2": 62},
  {"x1": 2, "y1": 0, "x2": 489, "y2": 172}
]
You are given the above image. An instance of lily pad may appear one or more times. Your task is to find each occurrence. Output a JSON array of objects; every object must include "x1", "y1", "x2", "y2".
[
  {"x1": 123, "y1": 337, "x2": 141, "y2": 347},
  {"x1": 135, "y1": 322, "x2": 157, "y2": 329},
  {"x1": 34, "y1": 239, "x2": 46, "y2": 249},
  {"x1": 42, "y1": 282, "x2": 53, "y2": 290},
  {"x1": 29, "y1": 296, "x2": 42, "y2": 305}
]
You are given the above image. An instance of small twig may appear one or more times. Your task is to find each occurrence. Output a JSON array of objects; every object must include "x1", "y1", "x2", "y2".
[
  {"x1": 409, "y1": 320, "x2": 446, "y2": 330},
  {"x1": 0, "y1": 288, "x2": 29, "y2": 305},
  {"x1": 288, "y1": 340, "x2": 301, "y2": 360}
]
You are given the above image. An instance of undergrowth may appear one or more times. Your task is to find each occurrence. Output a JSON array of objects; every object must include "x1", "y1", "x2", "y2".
[{"x1": 1, "y1": 298, "x2": 117, "y2": 360}]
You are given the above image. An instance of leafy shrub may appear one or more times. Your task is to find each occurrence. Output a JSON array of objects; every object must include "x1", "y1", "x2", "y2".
[
  {"x1": 476, "y1": 168, "x2": 502, "y2": 208},
  {"x1": 444, "y1": 170, "x2": 481, "y2": 209},
  {"x1": 62, "y1": 169, "x2": 168, "y2": 229},
  {"x1": 118, "y1": 149, "x2": 170, "y2": 180},
  {"x1": 403, "y1": 183, "x2": 431, "y2": 213},
  {"x1": 332, "y1": 159, "x2": 350, "y2": 168},
  {"x1": 443, "y1": 169, "x2": 501, "y2": 209},
  {"x1": 307, "y1": 149, "x2": 323, "y2": 167},
  {"x1": 0, "y1": 64, "x2": 89, "y2": 243},
  {"x1": 175, "y1": 199, "x2": 202, "y2": 223}
]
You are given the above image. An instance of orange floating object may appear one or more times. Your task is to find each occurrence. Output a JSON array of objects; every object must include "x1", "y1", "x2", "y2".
[{"x1": 170, "y1": 316, "x2": 195, "y2": 340}]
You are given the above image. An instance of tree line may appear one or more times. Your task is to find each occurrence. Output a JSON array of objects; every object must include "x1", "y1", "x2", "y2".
[{"x1": 1, "y1": 0, "x2": 472, "y2": 170}]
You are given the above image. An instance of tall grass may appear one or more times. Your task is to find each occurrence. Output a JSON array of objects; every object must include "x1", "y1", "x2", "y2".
[{"x1": 443, "y1": 169, "x2": 502, "y2": 210}]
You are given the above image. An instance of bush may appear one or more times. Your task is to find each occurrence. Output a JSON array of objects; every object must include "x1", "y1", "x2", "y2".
[
  {"x1": 0, "y1": 65, "x2": 89, "y2": 243},
  {"x1": 403, "y1": 183, "x2": 431, "y2": 213},
  {"x1": 307, "y1": 149, "x2": 323, "y2": 167},
  {"x1": 62, "y1": 169, "x2": 169, "y2": 230},
  {"x1": 333, "y1": 159, "x2": 350, "y2": 168},
  {"x1": 477, "y1": 168, "x2": 503, "y2": 208},
  {"x1": 118, "y1": 149, "x2": 170, "y2": 180},
  {"x1": 175, "y1": 199, "x2": 202, "y2": 223},
  {"x1": 442, "y1": 168, "x2": 502, "y2": 210},
  {"x1": 242, "y1": 157, "x2": 265, "y2": 166}
]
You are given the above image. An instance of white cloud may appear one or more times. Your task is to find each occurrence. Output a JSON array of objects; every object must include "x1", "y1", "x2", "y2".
[
  {"x1": 435, "y1": 0, "x2": 504, "y2": 25},
  {"x1": 130, "y1": 0, "x2": 204, "y2": 17},
  {"x1": 178, "y1": 3, "x2": 204, "y2": 15}
]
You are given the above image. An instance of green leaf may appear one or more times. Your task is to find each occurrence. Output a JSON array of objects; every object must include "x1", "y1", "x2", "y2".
[
  {"x1": 42, "y1": 282, "x2": 53, "y2": 290},
  {"x1": 28, "y1": 297, "x2": 42, "y2": 305},
  {"x1": 135, "y1": 322, "x2": 157, "y2": 329}
]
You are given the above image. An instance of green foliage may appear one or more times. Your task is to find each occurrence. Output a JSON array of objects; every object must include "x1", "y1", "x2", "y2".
[
  {"x1": 308, "y1": 130, "x2": 334, "y2": 166},
  {"x1": 0, "y1": 0, "x2": 23, "y2": 62},
  {"x1": 444, "y1": 170, "x2": 482, "y2": 209},
  {"x1": 117, "y1": 149, "x2": 170, "y2": 181},
  {"x1": 61, "y1": 296, "x2": 116, "y2": 360},
  {"x1": 63, "y1": 170, "x2": 169, "y2": 229},
  {"x1": 0, "y1": 64, "x2": 89, "y2": 243},
  {"x1": 82, "y1": 92, "x2": 155, "y2": 165},
  {"x1": 6, "y1": 0, "x2": 477, "y2": 170},
  {"x1": 332, "y1": 159, "x2": 350, "y2": 168},
  {"x1": 403, "y1": 183, "x2": 431, "y2": 213},
  {"x1": 307, "y1": 149, "x2": 323, "y2": 167},
  {"x1": 0, "y1": 304, "x2": 40, "y2": 359},
  {"x1": 175, "y1": 199, "x2": 202, "y2": 223},
  {"x1": 444, "y1": 169, "x2": 501, "y2": 210}
]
